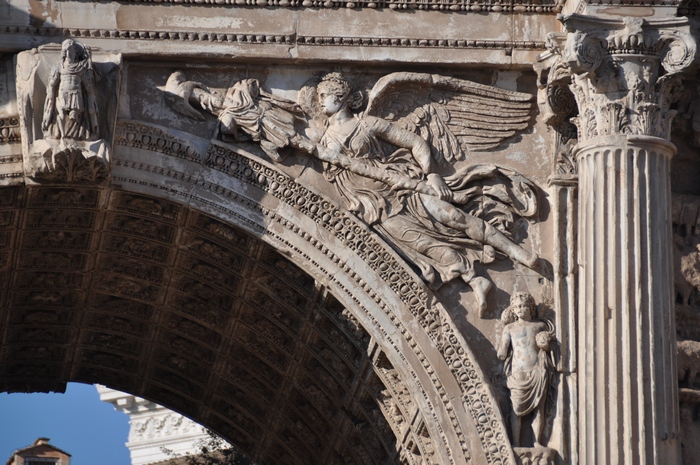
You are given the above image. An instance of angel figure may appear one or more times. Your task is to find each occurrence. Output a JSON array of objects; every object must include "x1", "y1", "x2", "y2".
[
  {"x1": 299, "y1": 72, "x2": 539, "y2": 315},
  {"x1": 162, "y1": 70, "x2": 540, "y2": 315},
  {"x1": 42, "y1": 39, "x2": 99, "y2": 141},
  {"x1": 497, "y1": 292, "x2": 555, "y2": 447}
]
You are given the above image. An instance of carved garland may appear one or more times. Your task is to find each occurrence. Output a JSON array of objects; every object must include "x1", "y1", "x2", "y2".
[{"x1": 114, "y1": 120, "x2": 515, "y2": 465}]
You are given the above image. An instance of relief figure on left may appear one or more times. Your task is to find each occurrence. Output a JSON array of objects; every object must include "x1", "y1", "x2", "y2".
[
  {"x1": 42, "y1": 39, "x2": 99, "y2": 141},
  {"x1": 15, "y1": 39, "x2": 122, "y2": 183}
]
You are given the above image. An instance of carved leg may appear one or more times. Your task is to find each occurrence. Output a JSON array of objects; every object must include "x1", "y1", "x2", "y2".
[
  {"x1": 532, "y1": 401, "x2": 546, "y2": 447},
  {"x1": 260, "y1": 140, "x2": 283, "y2": 162},
  {"x1": 481, "y1": 223, "x2": 538, "y2": 268},
  {"x1": 421, "y1": 196, "x2": 538, "y2": 268},
  {"x1": 510, "y1": 413, "x2": 522, "y2": 448},
  {"x1": 464, "y1": 276, "x2": 492, "y2": 317}
]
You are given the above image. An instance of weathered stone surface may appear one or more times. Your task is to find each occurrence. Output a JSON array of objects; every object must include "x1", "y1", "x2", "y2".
[
  {"x1": 1, "y1": 1, "x2": 699, "y2": 465},
  {"x1": 15, "y1": 39, "x2": 122, "y2": 184}
]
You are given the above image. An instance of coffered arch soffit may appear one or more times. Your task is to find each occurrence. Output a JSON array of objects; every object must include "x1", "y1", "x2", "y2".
[{"x1": 0, "y1": 121, "x2": 517, "y2": 465}]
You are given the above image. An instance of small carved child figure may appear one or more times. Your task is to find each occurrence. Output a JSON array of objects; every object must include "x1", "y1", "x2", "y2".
[{"x1": 497, "y1": 292, "x2": 554, "y2": 447}]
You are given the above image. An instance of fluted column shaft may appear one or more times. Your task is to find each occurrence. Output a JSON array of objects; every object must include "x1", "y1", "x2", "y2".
[
  {"x1": 558, "y1": 13, "x2": 698, "y2": 465},
  {"x1": 577, "y1": 135, "x2": 679, "y2": 465}
]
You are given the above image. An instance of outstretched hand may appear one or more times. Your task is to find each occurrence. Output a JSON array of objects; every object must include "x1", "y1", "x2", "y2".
[{"x1": 426, "y1": 173, "x2": 453, "y2": 202}]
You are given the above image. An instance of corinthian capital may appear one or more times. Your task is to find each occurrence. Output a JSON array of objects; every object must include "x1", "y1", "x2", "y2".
[{"x1": 560, "y1": 14, "x2": 698, "y2": 142}]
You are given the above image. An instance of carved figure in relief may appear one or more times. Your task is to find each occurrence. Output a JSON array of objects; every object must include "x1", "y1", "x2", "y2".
[
  {"x1": 302, "y1": 73, "x2": 539, "y2": 315},
  {"x1": 678, "y1": 339, "x2": 700, "y2": 388},
  {"x1": 497, "y1": 292, "x2": 555, "y2": 447},
  {"x1": 16, "y1": 39, "x2": 121, "y2": 183},
  {"x1": 165, "y1": 71, "x2": 314, "y2": 161},
  {"x1": 164, "y1": 70, "x2": 540, "y2": 315},
  {"x1": 42, "y1": 39, "x2": 99, "y2": 141}
]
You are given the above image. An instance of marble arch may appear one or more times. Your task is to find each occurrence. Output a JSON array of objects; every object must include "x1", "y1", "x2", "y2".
[{"x1": 0, "y1": 122, "x2": 516, "y2": 465}]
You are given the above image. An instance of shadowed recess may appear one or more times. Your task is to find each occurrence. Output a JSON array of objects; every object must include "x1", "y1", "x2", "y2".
[{"x1": 0, "y1": 186, "x2": 434, "y2": 465}]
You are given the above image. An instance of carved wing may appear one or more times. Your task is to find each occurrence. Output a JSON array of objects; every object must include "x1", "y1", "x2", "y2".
[
  {"x1": 297, "y1": 82, "x2": 328, "y2": 143},
  {"x1": 365, "y1": 73, "x2": 535, "y2": 164}
]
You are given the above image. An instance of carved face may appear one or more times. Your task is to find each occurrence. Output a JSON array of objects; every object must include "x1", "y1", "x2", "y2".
[
  {"x1": 513, "y1": 301, "x2": 532, "y2": 320},
  {"x1": 319, "y1": 92, "x2": 344, "y2": 116},
  {"x1": 62, "y1": 40, "x2": 79, "y2": 62},
  {"x1": 66, "y1": 45, "x2": 77, "y2": 61}
]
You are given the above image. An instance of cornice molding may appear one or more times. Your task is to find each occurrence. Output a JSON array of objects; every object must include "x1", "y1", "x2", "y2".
[
  {"x1": 0, "y1": 26, "x2": 547, "y2": 51},
  {"x1": 108, "y1": 0, "x2": 561, "y2": 13}
]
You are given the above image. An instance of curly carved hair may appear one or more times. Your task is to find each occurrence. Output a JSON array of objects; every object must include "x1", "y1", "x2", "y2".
[
  {"x1": 501, "y1": 292, "x2": 537, "y2": 324},
  {"x1": 318, "y1": 72, "x2": 351, "y2": 98},
  {"x1": 317, "y1": 72, "x2": 364, "y2": 111}
]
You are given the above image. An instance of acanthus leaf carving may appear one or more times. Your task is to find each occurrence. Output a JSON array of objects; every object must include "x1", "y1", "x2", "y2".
[
  {"x1": 536, "y1": 33, "x2": 579, "y2": 176},
  {"x1": 559, "y1": 14, "x2": 699, "y2": 143}
]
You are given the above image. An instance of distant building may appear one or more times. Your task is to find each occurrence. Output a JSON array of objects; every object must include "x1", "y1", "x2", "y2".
[
  {"x1": 6, "y1": 438, "x2": 70, "y2": 465},
  {"x1": 97, "y1": 385, "x2": 209, "y2": 465}
]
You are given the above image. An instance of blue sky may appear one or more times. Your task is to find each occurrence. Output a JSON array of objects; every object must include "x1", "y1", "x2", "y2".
[{"x1": 0, "y1": 383, "x2": 131, "y2": 465}]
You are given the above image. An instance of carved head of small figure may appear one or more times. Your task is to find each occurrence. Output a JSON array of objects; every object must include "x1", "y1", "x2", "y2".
[
  {"x1": 509, "y1": 292, "x2": 536, "y2": 321},
  {"x1": 61, "y1": 39, "x2": 86, "y2": 64}
]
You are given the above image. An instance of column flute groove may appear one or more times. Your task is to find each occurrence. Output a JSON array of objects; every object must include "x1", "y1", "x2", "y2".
[
  {"x1": 576, "y1": 137, "x2": 677, "y2": 464},
  {"x1": 555, "y1": 12, "x2": 700, "y2": 463}
]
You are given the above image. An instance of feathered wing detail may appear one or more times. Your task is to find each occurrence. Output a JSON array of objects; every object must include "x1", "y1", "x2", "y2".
[
  {"x1": 297, "y1": 83, "x2": 328, "y2": 143},
  {"x1": 365, "y1": 72, "x2": 536, "y2": 164}
]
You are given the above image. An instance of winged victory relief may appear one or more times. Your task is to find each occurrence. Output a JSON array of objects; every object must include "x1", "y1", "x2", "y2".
[{"x1": 163, "y1": 71, "x2": 540, "y2": 316}]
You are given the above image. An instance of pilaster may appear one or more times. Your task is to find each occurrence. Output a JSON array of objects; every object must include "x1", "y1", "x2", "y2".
[{"x1": 559, "y1": 13, "x2": 698, "y2": 465}]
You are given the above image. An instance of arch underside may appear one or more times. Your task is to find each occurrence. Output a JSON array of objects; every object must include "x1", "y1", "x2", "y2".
[
  {"x1": 0, "y1": 120, "x2": 516, "y2": 465},
  {"x1": 0, "y1": 185, "x2": 424, "y2": 465}
]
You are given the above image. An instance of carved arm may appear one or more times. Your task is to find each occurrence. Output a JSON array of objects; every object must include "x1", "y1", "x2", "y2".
[
  {"x1": 497, "y1": 328, "x2": 511, "y2": 361},
  {"x1": 371, "y1": 117, "x2": 452, "y2": 201},
  {"x1": 371, "y1": 116, "x2": 432, "y2": 173},
  {"x1": 42, "y1": 67, "x2": 60, "y2": 132}
]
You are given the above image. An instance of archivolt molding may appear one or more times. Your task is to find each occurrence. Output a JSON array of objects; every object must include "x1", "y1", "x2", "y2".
[
  {"x1": 0, "y1": 185, "x2": 429, "y2": 465},
  {"x1": 112, "y1": 119, "x2": 517, "y2": 465},
  {"x1": 0, "y1": 117, "x2": 20, "y2": 145}
]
